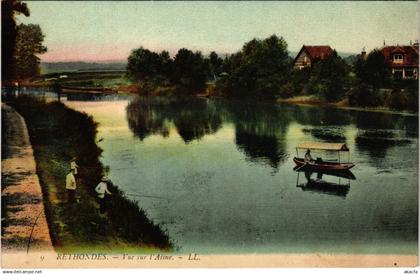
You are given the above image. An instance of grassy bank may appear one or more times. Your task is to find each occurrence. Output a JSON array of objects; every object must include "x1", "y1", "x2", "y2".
[
  {"x1": 5, "y1": 96, "x2": 172, "y2": 252},
  {"x1": 277, "y1": 95, "x2": 419, "y2": 116}
]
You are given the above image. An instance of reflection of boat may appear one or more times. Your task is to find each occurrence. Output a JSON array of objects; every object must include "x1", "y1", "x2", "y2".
[
  {"x1": 293, "y1": 142, "x2": 355, "y2": 171},
  {"x1": 293, "y1": 166, "x2": 356, "y2": 180},
  {"x1": 295, "y1": 169, "x2": 355, "y2": 197}
]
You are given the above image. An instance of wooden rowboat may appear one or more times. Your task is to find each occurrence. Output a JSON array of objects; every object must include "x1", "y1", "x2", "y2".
[
  {"x1": 294, "y1": 141, "x2": 355, "y2": 171},
  {"x1": 293, "y1": 157, "x2": 355, "y2": 171}
]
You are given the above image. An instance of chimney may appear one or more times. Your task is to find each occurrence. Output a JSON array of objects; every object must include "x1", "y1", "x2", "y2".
[
  {"x1": 410, "y1": 40, "x2": 412, "y2": 45},
  {"x1": 361, "y1": 47, "x2": 367, "y2": 60},
  {"x1": 383, "y1": 40, "x2": 386, "y2": 47}
]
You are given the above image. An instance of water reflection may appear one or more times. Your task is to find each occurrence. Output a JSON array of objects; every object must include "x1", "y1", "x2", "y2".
[
  {"x1": 127, "y1": 98, "x2": 292, "y2": 168},
  {"x1": 355, "y1": 129, "x2": 412, "y2": 159},
  {"x1": 126, "y1": 97, "x2": 222, "y2": 142},
  {"x1": 302, "y1": 127, "x2": 346, "y2": 142},
  {"x1": 228, "y1": 101, "x2": 291, "y2": 169},
  {"x1": 295, "y1": 169, "x2": 355, "y2": 198},
  {"x1": 126, "y1": 97, "x2": 418, "y2": 170},
  {"x1": 351, "y1": 111, "x2": 416, "y2": 165},
  {"x1": 59, "y1": 94, "x2": 418, "y2": 254},
  {"x1": 293, "y1": 106, "x2": 351, "y2": 126}
]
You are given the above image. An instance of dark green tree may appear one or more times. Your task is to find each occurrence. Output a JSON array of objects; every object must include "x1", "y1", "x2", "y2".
[
  {"x1": 220, "y1": 35, "x2": 291, "y2": 99},
  {"x1": 1, "y1": 0, "x2": 30, "y2": 84},
  {"x1": 307, "y1": 51, "x2": 349, "y2": 102},
  {"x1": 208, "y1": 51, "x2": 223, "y2": 80},
  {"x1": 172, "y1": 48, "x2": 209, "y2": 93},
  {"x1": 354, "y1": 49, "x2": 391, "y2": 91},
  {"x1": 15, "y1": 23, "x2": 47, "y2": 79},
  {"x1": 126, "y1": 47, "x2": 163, "y2": 82},
  {"x1": 158, "y1": 50, "x2": 172, "y2": 79}
]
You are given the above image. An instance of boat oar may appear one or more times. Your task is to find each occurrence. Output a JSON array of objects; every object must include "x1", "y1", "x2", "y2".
[{"x1": 294, "y1": 163, "x2": 307, "y2": 172}]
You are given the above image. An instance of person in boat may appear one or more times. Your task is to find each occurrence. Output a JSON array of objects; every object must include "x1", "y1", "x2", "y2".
[{"x1": 304, "y1": 149, "x2": 314, "y2": 164}]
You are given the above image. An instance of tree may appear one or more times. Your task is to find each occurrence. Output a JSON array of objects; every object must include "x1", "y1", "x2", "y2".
[
  {"x1": 172, "y1": 48, "x2": 209, "y2": 93},
  {"x1": 208, "y1": 51, "x2": 223, "y2": 80},
  {"x1": 307, "y1": 51, "x2": 349, "y2": 102},
  {"x1": 15, "y1": 23, "x2": 47, "y2": 79},
  {"x1": 219, "y1": 35, "x2": 291, "y2": 99},
  {"x1": 158, "y1": 50, "x2": 172, "y2": 79},
  {"x1": 354, "y1": 49, "x2": 391, "y2": 91},
  {"x1": 126, "y1": 46, "x2": 210, "y2": 94},
  {"x1": 126, "y1": 47, "x2": 163, "y2": 82},
  {"x1": 1, "y1": 0, "x2": 30, "y2": 83}
]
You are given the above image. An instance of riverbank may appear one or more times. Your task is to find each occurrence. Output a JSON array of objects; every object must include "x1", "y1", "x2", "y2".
[
  {"x1": 4, "y1": 96, "x2": 172, "y2": 252},
  {"x1": 277, "y1": 95, "x2": 419, "y2": 116},
  {"x1": 1, "y1": 103, "x2": 53, "y2": 253}
]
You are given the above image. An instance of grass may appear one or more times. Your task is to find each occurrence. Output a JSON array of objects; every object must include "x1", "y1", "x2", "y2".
[
  {"x1": 29, "y1": 71, "x2": 132, "y2": 89},
  {"x1": 5, "y1": 96, "x2": 172, "y2": 252}
]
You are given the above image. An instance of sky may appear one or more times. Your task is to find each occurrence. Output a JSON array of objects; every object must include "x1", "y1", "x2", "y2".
[{"x1": 18, "y1": 1, "x2": 419, "y2": 62}]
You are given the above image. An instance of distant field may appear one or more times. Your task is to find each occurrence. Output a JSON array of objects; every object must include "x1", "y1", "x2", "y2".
[
  {"x1": 35, "y1": 71, "x2": 132, "y2": 88},
  {"x1": 40, "y1": 61, "x2": 127, "y2": 74}
]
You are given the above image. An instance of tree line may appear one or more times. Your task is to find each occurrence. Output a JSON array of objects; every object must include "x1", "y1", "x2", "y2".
[
  {"x1": 126, "y1": 47, "x2": 224, "y2": 95},
  {"x1": 2, "y1": 0, "x2": 46, "y2": 84},
  {"x1": 127, "y1": 35, "x2": 418, "y2": 111}
]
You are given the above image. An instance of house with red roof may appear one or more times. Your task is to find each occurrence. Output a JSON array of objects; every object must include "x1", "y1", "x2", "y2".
[
  {"x1": 293, "y1": 45, "x2": 334, "y2": 70},
  {"x1": 380, "y1": 43, "x2": 419, "y2": 80}
]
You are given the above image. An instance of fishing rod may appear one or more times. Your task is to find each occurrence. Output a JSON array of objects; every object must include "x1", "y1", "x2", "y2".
[
  {"x1": 124, "y1": 193, "x2": 170, "y2": 201},
  {"x1": 27, "y1": 210, "x2": 43, "y2": 254}
]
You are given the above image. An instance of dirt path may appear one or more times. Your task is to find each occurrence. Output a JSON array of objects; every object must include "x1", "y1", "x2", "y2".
[{"x1": 1, "y1": 103, "x2": 53, "y2": 253}]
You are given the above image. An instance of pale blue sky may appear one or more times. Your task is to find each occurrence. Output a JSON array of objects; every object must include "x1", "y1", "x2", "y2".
[{"x1": 19, "y1": 1, "x2": 419, "y2": 62}]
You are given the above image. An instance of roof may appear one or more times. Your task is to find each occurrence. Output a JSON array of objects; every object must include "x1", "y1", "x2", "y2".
[
  {"x1": 293, "y1": 45, "x2": 334, "y2": 67},
  {"x1": 381, "y1": 45, "x2": 419, "y2": 68},
  {"x1": 302, "y1": 45, "x2": 334, "y2": 60},
  {"x1": 297, "y1": 142, "x2": 349, "y2": 151}
]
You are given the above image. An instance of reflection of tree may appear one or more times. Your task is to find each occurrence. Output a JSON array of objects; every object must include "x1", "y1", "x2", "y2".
[
  {"x1": 226, "y1": 101, "x2": 292, "y2": 169},
  {"x1": 126, "y1": 97, "x2": 170, "y2": 141},
  {"x1": 402, "y1": 116, "x2": 418, "y2": 139},
  {"x1": 126, "y1": 97, "x2": 222, "y2": 143},
  {"x1": 354, "y1": 112, "x2": 415, "y2": 161},
  {"x1": 302, "y1": 127, "x2": 346, "y2": 142},
  {"x1": 355, "y1": 129, "x2": 411, "y2": 159},
  {"x1": 353, "y1": 111, "x2": 400, "y2": 130},
  {"x1": 293, "y1": 106, "x2": 351, "y2": 126},
  {"x1": 235, "y1": 131, "x2": 284, "y2": 168}
]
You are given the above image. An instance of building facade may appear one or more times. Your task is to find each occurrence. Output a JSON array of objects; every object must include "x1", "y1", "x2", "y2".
[
  {"x1": 293, "y1": 45, "x2": 334, "y2": 70},
  {"x1": 380, "y1": 43, "x2": 419, "y2": 80}
]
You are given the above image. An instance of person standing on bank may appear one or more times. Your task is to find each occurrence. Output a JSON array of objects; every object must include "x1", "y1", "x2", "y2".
[
  {"x1": 65, "y1": 168, "x2": 77, "y2": 203},
  {"x1": 95, "y1": 178, "x2": 112, "y2": 213}
]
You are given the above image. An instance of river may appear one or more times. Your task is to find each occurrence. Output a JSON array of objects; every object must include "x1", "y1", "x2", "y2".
[{"x1": 64, "y1": 95, "x2": 418, "y2": 254}]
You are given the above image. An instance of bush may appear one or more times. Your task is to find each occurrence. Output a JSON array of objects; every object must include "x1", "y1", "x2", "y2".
[
  {"x1": 384, "y1": 88, "x2": 409, "y2": 110},
  {"x1": 347, "y1": 83, "x2": 381, "y2": 107},
  {"x1": 405, "y1": 83, "x2": 419, "y2": 112}
]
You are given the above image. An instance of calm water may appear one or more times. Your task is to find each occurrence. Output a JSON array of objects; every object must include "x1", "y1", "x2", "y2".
[{"x1": 64, "y1": 95, "x2": 418, "y2": 254}]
